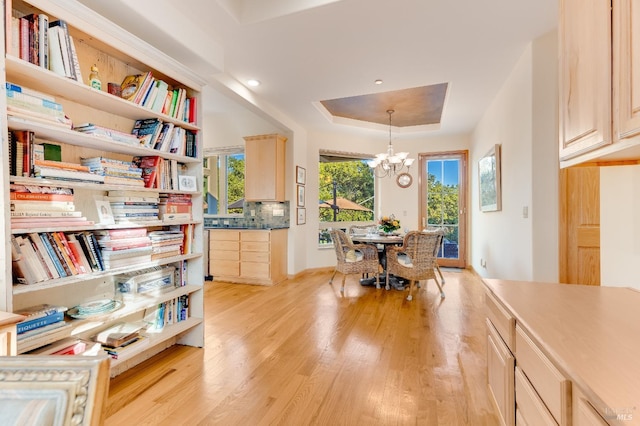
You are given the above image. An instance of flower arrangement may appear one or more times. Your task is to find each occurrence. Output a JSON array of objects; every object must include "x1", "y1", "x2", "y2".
[{"x1": 378, "y1": 215, "x2": 401, "y2": 233}]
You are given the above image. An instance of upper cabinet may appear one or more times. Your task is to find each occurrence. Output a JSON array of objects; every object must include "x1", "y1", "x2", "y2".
[
  {"x1": 244, "y1": 134, "x2": 287, "y2": 201},
  {"x1": 559, "y1": 0, "x2": 640, "y2": 167}
]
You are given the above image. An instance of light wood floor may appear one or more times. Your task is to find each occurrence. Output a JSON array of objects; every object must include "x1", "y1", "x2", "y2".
[{"x1": 105, "y1": 268, "x2": 499, "y2": 425}]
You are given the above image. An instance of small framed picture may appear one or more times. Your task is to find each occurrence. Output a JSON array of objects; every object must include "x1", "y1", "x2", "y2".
[
  {"x1": 95, "y1": 199, "x2": 115, "y2": 225},
  {"x1": 297, "y1": 208, "x2": 306, "y2": 225},
  {"x1": 178, "y1": 175, "x2": 197, "y2": 191},
  {"x1": 296, "y1": 166, "x2": 306, "y2": 185},
  {"x1": 297, "y1": 185, "x2": 305, "y2": 207}
]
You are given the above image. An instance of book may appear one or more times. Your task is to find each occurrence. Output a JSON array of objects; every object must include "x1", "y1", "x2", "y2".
[
  {"x1": 120, "y1": 73, "x2": 146, "y2": 102},
  {"x1": 12, "y1": 130, "x2": 34, "y2": 177},
  {"x1": 28, "y1": 232, "x2": 59, "y2": 279},
  {"x1": 11, "y1": 200, "x2": 75, "y2": 211},
  {"x1": 10, "y1": 210, "x2": 82, "y2": 218},
  {"x1": 33, "y1": 165, "x2": 105, "y2": 183},
  {"x1": 151, "y1": 80, "x2": 169, "y2": 112},
  {"x1": 51, "y1": 232, "x2": 78, "y2": 275},
  {"x1": 131, "y1": 118, "x2": 163, "y2": 148},
  {"x1": 16, "y1": 320, "x2": 71, "y2": 341},
  {"x1": 39, "y1": 232, "x2": 68, "y2": 277},
  {"x1": 38, "y1": 14, "x2": 49, "y2": 69},
  {"x1": 103, "y1": 335, "x2": 149, "y2": 359},
  {"x1": 45, "y1": 232, "x2": 73, "y2": 276},
  {"x1": 15, "y1": 235, "x2": 48, "y2": 283},
  {"x1": 47, "y1": 24, "x2": 65, "y2": 76},
  {"x1": 67, "y1": 35, "x2": 83, "y2": 82},
  {"x1": 66, "y1": 234, "x2": 91, "y2": 274},
  {"x1": 5, "y1": 82, "x2": 56, "y2": 102},
  {"x1": 74, "y1": 232, "x2": 99, "y2": 272},
  {"x1": 16, "y1": 310, "x2": 65, "y2": 334},
  {"x1": 133, "y1": 72, "x2": 154, "y2": 105},
  {"x1": 49, "y1": 20, "x2": 75, "y2": 79},
  {"x1": 11, "y1": 235, "x2": 37, "y2": 285},
  {"x1": 34, "y1": 159, "x2": 90, "y2": 172},
  {"x1": 10, "y1": 191, "x2": 74, "y2": 202},
  {"x1": 94, "y1": 322, "x2": 143, "y2": 347}
]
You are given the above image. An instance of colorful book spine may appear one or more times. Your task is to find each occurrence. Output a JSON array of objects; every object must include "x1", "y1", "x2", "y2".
[
  {"x1": 39, "y1": 232, "x2": 67, "y2": 277},
  {"x1": 17, "y1": 310, "x2": 64, "y2": 334}
]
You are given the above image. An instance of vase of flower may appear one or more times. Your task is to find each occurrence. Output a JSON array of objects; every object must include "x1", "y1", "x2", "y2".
[{"x1": 378, "y1": 215, "x2": 401, "y2": 234}]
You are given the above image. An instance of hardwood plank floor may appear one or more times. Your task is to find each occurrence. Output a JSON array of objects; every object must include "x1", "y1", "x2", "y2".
[{"x1": 105, "y1": 269, "x2": 499, "y2": 425}]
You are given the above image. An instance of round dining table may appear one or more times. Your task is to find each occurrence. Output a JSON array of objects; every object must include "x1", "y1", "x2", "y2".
[{"x1": 350, "y1": 233, "x2": 405, "y2": 290}]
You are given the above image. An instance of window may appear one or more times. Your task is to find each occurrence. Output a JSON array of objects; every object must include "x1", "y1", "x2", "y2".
[
  {"x1": 203, "y1": 148, "x2": 245, "y2": 215},
  {"x1": 318, "y1": 151, "x2": 375, "y2": 245}
]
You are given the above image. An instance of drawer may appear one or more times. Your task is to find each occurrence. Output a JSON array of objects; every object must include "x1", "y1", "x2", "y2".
[
  {"x1": 485, "y1": 291, "x2": 516, "y2": 351},
  {"x1": 211, "y1": 240, "x2": 240, "y2": 251},
  {"x1": 211, "y1": 260, "x2": 240, "y2": 277},
  {"x1": 515, "y1": 366, "x2": 557, "y2": 425},
  {"x1": 209, "y1": 229, "x2": 240, "y2": 241},
  {"x1": 515, "y1": 325, "x2": 571, "y2": 425},
  {"x1": 242, "y1": 251, "x2": 270, "y2": 263},
  {"x1": 241, "y1": 261, "x2": 270, "y2": 278},
  {"x1": 241, "y1": 231, "x2": 270, "y2": 242},
  {"x1": 572, "y1": 388, "x2": 608, "y2": 426},
  {"x1": 486, "y1": 319, "x2": 515, "y2": 426},
  {"x1": 242, "y1": 241, "x2": 270, "y2": 252},
  {"x1": 210, "y1": 250, "x2": 240, "y2": 261}
]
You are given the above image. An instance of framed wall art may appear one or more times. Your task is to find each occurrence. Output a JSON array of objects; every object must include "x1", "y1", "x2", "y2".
[
  {"x1": 297, "y1": 184, "x2": 305, "y2": 207},
  {"x1": 478, "y1": 144, "x2": 502, "y2": 212},
  {"x1": 297, "y1": 208, "x2": 306, "y2": 225},
  {"x1": 296, "y1": 166, "x2": 306, "y2": 185}
]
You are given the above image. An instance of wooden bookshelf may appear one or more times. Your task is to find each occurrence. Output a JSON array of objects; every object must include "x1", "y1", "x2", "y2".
[{"x1": 1, "y1": 0, "x2": 206, "y2": 375}]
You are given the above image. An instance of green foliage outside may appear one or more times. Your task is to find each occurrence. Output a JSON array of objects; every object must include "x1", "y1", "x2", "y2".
[
  {"x1": 318, "y1": 160, "x2": 375, "y2": 222},
  {"x1": 426, "y1": 173, "x2": 459, "y2": 243},
  {"x1": 227, "y1": 155, "x2": 245, "y2": 214}
]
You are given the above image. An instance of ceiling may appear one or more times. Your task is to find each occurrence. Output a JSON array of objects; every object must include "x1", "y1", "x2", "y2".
[{"x1": 74, "y1": 0, "x2": 557, "y2": 137}]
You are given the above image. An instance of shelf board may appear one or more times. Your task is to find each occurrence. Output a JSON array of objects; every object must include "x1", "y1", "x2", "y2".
[
  {"x1": 11, "y1": 220, "x2": 202, "y2": 235},
  {"x1": 7, "y1": 116, "x2": 200, "y2": 163},
  {"x1": 10, "y1": 176, "x2": 202, "y2": 194},
  {"x1": 17, "y1": 285, "x2": 202, "y2": 354},
  {"x1": 6, "y1": 55, "x2": 200, "y2": 131},
  {"x1": 12, "y1": 253, "x2": 202, "y2": 295}
]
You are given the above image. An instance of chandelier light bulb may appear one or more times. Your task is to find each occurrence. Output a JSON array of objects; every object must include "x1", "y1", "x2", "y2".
[{"x1": 368, "y1": 109, "x2": 415, "y2": 178}]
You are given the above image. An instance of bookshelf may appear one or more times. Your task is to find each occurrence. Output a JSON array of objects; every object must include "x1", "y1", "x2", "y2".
[{"x1": 1, "y1": 0, "x2": 205, "y2": 376}]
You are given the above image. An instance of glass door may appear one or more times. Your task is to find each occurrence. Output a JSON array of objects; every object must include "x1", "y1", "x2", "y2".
[{"x1": 419, "y1": 151, "x2": 467, "y2": 268}]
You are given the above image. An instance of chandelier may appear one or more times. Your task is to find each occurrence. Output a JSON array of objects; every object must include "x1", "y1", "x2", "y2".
[{"x1": 367, "y1": 109, "x2": 414, "y2": 178}]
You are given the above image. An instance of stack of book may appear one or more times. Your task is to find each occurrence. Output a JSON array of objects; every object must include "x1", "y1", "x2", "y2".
[
  {"x1": 14, "y1": 304, "x2": 69, "y2": 341},
  {"x1": 95, "y1": 228, "x2": 152, "y2": 269},
  {"x1": 10, "y1": 185, "x2": 94, "y2": 229},
  {"x1": 93, "y1": 322, "x2": 149, "y2": 360},
  {"x1": 105, "y1": 190, "x2": 160, "y2": 224},
  {"x1": 80, "y1": 156, "x2": 145, "y2": 187},
  {"x1": 147, "y1": 230, "x2": 184, "y2": 260},
  {"x1": 159, "y1": 193, "x2": 192, "y2": 221},
  {"x1": 73, "y1": 123, "x2": 142, "y2": 146},
  {"x1": 6, "y1": 82, "x2": 72, "y2": 128}
]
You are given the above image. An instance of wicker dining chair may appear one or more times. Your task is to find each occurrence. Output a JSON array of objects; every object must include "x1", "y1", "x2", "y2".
[
  {"x1": 423, "y1": 227, "x2": 446, "y2": 285},
  {"x1": 328, "y1": 228, "x2": 380, "y2": 293},
  {"x1": 386, "y1": 230, "x2": 445, "y2": 301}
]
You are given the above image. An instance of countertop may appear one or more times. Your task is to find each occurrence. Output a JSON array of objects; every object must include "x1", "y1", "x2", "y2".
[{"x1": 484, "y1": 279, "x2": 640, "y2": 424}]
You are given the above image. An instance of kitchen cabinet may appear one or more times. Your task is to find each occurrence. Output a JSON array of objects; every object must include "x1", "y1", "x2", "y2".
[
  {"x1": 559, "y1": 0, "x2": 640, "y2": 167},
  {"x1": 244, "y1": 134, "x2": 287, "y2": 201},
  {"x1": 486, "y1": 318, "x2": 515, "y2": 426},
  {"x1": 209, "y1": 229, "x2": 287, "y2": 285},
  {"x1": 485, "y1": 279, "x2": 640, "y2": 425}
]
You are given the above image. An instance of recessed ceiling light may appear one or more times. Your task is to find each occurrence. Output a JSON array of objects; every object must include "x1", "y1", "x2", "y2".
[
  {"x1": 247, "y1": 79, "x2": 261, "y2": 87},
  {"x1": 374, "y1": 79, "x2": 383, "y2": 85}
]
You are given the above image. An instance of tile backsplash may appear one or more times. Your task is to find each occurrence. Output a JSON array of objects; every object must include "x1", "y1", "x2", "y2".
[{"x1": 204, "y1": 201, "x2": 290, "y2": 229}]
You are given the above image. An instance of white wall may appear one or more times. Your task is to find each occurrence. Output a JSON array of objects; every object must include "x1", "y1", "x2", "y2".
[
  {"x1": 601, "y1": 166, "x2": 640, "y2": 289},
  {"x1": 471, "y1": 30, "x2": 558, "y2": 281}
]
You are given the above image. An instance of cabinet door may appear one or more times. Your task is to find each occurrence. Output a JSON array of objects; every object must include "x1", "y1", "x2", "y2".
[
  {"x1": 614, "y1": 0, "x2": 640, "y2": 140},
  {"x1": 487, "y1": 320, "x2": 515, "y2": 426},
  {"x1": 559, "y1": 0, "x2": 612, "y2": 161},
  {"x1": 244, "y1": 134, "x2": 286, "y2": 201}
]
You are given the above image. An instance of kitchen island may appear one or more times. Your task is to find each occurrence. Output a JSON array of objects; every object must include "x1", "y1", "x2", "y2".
[{"x1": 484, "y1": 279, "x2": 640, "y2": 425}]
